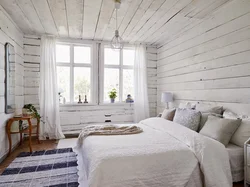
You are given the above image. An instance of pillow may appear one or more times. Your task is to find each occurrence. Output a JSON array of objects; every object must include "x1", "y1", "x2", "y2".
[
  {"x1": 230, "y1": 120, "x2": 250, "y2": 147},
  {"x1": 178, "y1": 102, "x2": 195, "y2": 109},
  {"x1": 198, "y1": 113, "x2": 223, "y2": 131},
  {"x1": 173, "y1": 108, "x2": 201, "y2": 131},
  {"x1": 200, "y1": 115, "x2": 241, "y2": 146},
  {"x1": 196, "y1": 104, "x2": 223, "y2": 115},
  {"x1": 223, "y1": 109, "x2": 239, "y2": 119},
  {"x1": 161, "y1": 108, "x2": 176, "y2": 121}
]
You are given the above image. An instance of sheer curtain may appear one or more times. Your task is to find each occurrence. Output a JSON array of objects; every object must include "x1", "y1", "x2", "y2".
[
  {"x1": 133, "y1": 45, "x2": 150, "y2": 123},
  {"x1": 39, "y1": 36, "x2": 65, "y2": 140}
]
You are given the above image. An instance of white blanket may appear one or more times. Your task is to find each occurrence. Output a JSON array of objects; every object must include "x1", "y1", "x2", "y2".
[{"x1": 74, "y1": 118, "x2": 232, "y2": 187}]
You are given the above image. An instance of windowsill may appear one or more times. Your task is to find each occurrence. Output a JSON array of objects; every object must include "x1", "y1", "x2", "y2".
[{"x1": 59, "y1": 102, "x2": 134, "y2": 107}]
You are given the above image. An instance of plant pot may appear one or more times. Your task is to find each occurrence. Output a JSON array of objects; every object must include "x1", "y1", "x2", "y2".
[
  {"x1": 22, "y1": 108, "x2": 32, "y2": 117},
  {"x1": 110, "y1": 98, "x2": 115, "y2": 103}
]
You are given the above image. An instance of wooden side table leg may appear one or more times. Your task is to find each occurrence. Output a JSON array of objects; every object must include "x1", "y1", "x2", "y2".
[
  {"x1": 37, "y1": 118, "x2": 40, "y2": 144},
  {"x1": 6, "y1": 120, "x2": 12, "y2": 156},
  {"x1": 28, "y1": 119, "x2": 32, "y2": 153},
  {"x1": 20, "y1": 132, "x2": 23, "y2": 146}
]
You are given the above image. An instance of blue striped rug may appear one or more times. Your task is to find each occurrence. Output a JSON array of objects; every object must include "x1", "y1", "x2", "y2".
[{"x1": 0, "y1": 148, "x2": 79, "y2": 187}]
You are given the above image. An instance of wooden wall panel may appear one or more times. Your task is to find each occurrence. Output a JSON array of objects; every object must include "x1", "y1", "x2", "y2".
[
  {"x1": 156, "y1": 0, "x2": 250, "y2": 116},
  {"x1": 23, "y1": 36, "x2": 157, "y2": 134},
  {"x1": 0, "y1": 5, "x2": 24, "y2": 161}
]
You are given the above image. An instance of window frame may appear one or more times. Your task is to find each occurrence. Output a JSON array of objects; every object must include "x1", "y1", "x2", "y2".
[
  {"x1": 100, "y1": 44, "x2": 135, "y2": 103},
  {"x1": 56, "y1": 42, "x2": 97, "y2": 104}
]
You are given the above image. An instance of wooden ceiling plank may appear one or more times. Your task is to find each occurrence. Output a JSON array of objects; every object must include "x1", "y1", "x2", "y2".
[
  {"x1": 193, "y1": 0, "x2": 230, "y2": 19},
  {"x1": 129, "y1": 0, "x2": 178, "y2": 43},
  {"x1": 102, "y1": 0, "x2": 133, "y2": 41},
  {"x1": 47, "y1": 0, "x2": 68, "y2": 37},
  {"x1": 31, "y1": 0, "x2": 58, "y2": 35},
  {"x1": 65, "y1": 0, "x2": 83, "y2": 38},
  {"x1": 17, "y1": 0, "x2": 45, "y2": 35},
  {"x1": 0, "y1": 0, "x2": 33, "y2": 34},
  {"x1": 94, "y1": 0, "x2": 114, "y2": 40},
  {"x1": 117, "y1": 0, "x2": 143, "y2": 41},
  {"x1": 121, "y1": 0, "x2": 154, "y2": 39},
  {"x1": 82, "y1": 0, "x2": 102, "y2": 40},
  {"x1": 136, "y1": 0, "x2": 193, "y2": 43},
  {"x1": 124, "y1": 0, "x2": 166, "y2": 42}
]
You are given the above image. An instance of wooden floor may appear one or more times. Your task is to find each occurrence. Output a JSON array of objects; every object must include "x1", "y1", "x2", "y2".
[{"x1": 0, "y1": 139, "x2": 245, "y2": 187}]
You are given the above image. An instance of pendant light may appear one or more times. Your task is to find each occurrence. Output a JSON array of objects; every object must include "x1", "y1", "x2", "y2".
[{"x1": 110, "y1": 0, "x2": 124, "y2": 50}]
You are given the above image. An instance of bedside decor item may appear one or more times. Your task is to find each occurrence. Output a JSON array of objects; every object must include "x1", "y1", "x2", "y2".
[
  {"x1": 5, "y1": 43, "x2": 16, "y2": 114},
  {"x1": 126, "y1": 94, "x2": 134, "y2": 103},
  {"x1": 110, "y1": 0, "x2": 123, "y2": 50},
  {"x1": 161, "y1": 92, "x2": 173, "y2": 109},
  {"x1": 23, "y1": 104, "x2": 41, "y2": 119},
  {"x1": 84, "y1": 95, "x2": 88, "y2": 103},
  {"x1": 78, "y1": 95, "x2": 82, "y2": 104},
  {"x1": 109, "y1": 88, "x2": 117, "y2": 103}
]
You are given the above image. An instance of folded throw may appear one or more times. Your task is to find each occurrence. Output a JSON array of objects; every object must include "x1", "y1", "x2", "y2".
[{"x1": 76, "y1": 125, "x2": 143, "y2": 148}]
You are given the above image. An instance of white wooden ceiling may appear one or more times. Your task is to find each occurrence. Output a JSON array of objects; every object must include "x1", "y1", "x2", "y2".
[{"x1": 0, "y1": 0, "x2": 230, "y2": 45}]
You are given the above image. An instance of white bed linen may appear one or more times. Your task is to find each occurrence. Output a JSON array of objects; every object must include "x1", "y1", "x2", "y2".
[
  {"x1": 74, "y1": 118, "x2": 232, "y2": 187},
  {"x1": 226, "y1": 143, "x2": 244, "y2": 182}
]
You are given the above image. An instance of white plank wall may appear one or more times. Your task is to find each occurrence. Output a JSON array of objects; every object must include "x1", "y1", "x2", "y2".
[
  {"x1": 23, "y1": 36, "x2": 157, "y2": 134},
  {"x1": 0, "y1": 5, "x2": 24, "y2": 160},
  {"x1": 156, "y1": 0, "x2": 250, "y2": 116}
]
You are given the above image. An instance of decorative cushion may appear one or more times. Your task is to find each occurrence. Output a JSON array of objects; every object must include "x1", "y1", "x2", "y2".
[
  {"x1": 195, "y1": 104, "x2": 223, "y2": 114},
  {"x1": 223, "y1": 109, "x2": 239, "y2": 119},
  {"x1": 200, "y1": 115, "x2": 241, "y2": 146},
  {"x1": 178, "y1": 102, "x2": 195, "y2": 109},
  {"x1": 230, "y1": 120, "x2": 250, "y2": 147},
  {"x1": 198, "y1": 113, "x2": 223, "y2": 131},
  {"x1": 161, "y1": 108, "x2": 176, "y2": 121},
  {"x1": 173, "y1": 108, "x2": 201, "y2": 131}
]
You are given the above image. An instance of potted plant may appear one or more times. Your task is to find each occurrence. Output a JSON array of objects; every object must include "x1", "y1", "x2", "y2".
[
  {"x1": 22, "y1": 104, "x2": 41, "y2": 119},
  {"x1": 108, "y1": 88, "x2": 117, "y2": 103}
]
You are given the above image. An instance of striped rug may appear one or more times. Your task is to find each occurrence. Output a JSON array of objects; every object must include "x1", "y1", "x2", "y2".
[{"x1": 0, "y1": 148, "x2": 79, "y2": 187}]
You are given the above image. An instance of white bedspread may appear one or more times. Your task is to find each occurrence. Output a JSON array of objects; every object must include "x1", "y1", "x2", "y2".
[{"x1": 74, "y1": 118, "x2": 232, "y2": 187}]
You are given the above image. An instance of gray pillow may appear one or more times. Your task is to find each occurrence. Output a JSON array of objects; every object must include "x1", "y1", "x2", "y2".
[
  {"x1": 173, "y1": 108, "x2": 201, "y2": 131},
  {"x1": 230, "y1": 120, "x2": 250, "y2": 147},
  {"x1": 198, "y1": 113, "x2": 223, "y2": 132},
  {"x1": 200, "y1": 115, "x2": 241, "y2": 146},
  {"x1": 161, "y1": 108, "x2": 176, "y2": 121},
  {"x1": 196, "y1": 104, "x2": 223, "y2": 115}
]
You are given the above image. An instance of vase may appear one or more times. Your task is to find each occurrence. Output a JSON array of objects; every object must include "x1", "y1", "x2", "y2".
[{"x1": 110, "y1": 98, "x2": 115, "y2": 103}]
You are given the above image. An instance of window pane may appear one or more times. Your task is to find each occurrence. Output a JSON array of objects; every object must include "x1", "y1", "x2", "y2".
[
  {"x1": 74, "y1": 46, "x2": 91, "y2": 64},
  {"x1": 74, "y1": 67, "x2": 91, "y2": 102},
  {"x1": 104, "y1": 47, "x2": 120, "y2": 65},
  {"x1": 56, "y1": 45, "x2": 70, "y2": 63},
  {"x1": 104, "y1": 68, "x2": 119, "y2": 102},
  {"x1": 123, "y1": 69, "x2": 134, "y2": 101},
  {"x1": 123, "y1": 49, "x2": 135, "y2": 66},
  {"x1": 57, "y1": 66, "x2": 70, "y2": 103}
]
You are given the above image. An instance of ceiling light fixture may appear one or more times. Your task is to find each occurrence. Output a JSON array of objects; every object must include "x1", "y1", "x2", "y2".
[{"x1": 110, "y1": 0, "x2": 123, "y2": 50}]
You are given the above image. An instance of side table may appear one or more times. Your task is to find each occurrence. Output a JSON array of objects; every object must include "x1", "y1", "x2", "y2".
[{"x1": 6, "y1": 116, "x2": 40, "y2": 156}]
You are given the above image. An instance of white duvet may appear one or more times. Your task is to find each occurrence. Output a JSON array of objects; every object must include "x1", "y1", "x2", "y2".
[{"x1": 74, "y1": 117, "x2": 232, "y2": 187}]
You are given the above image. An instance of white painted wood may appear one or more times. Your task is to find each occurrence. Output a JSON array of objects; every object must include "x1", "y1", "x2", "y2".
[
  {"x1": 65, "y1": 0, "x2": 83, "y2": 38},
  {"x1": 156, "y1": 0, "x2": 250, "y2": 118},
  {"x1": 47, "y1": 0, "x2": 68, "y2": 37},
  {"x1": 31, "y1": 0, "x2": 58, "y2": 35}
]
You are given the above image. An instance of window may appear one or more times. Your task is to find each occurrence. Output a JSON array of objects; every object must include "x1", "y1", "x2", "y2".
[
  {"x1": 101, "y1": 45, "x2": 135, "y2": 103},
  {"x1": 56, "y1": 44, "x2": 93, "y2": 104}
]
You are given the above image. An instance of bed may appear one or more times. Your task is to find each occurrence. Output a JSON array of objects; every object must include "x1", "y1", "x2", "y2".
[
  {"x1": 74, "y1": 117, "x2": 232, "y2": 187},
  {"x1": 226, "y1": 143, "x2": 244, "y2": 182}
]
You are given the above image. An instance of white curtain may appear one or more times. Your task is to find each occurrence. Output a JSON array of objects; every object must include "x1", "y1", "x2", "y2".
[
  {"x1": 133, "y1": 45, "x2": 150, "y2": 123},
  {"x1": 39, "y1": 36, "x2": 65, "y2": 140}
]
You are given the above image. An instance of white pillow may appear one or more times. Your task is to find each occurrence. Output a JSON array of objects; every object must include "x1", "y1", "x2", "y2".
[
  {"x1": 196, "y1": 104, "x2": 223, "y2": 115},
  {"x1": 223, "y1": 109, "x2": 239, "y2": 119},
  {"x1": 200, "y1": 115, "x2": 241, "y2": 146},
  {"x1": 230, "y1": 120, "x2": 250, "y2": 147},
  {"x1": 178, "y1": 102, "x2": 195, "y2": 109}
]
